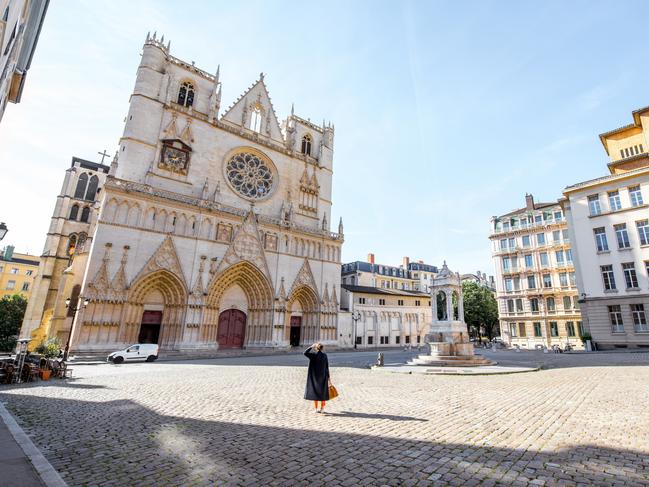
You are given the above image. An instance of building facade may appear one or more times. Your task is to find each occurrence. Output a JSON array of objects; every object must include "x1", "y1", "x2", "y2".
[
  {"x1": 21, "y1": 34, "x2": 343, "y2": 352},
  {"x1": 340, "y1": 255, "x2": 436, "y2": 347},
  {"x1": 0, "y1": 246, "x2": 39, "y2": 299},
  {"x1": 489, "y1": 194, "x2": 583, "y2": 349},
  {"x1": 21, "y1": 157, "x2": 109, "y2": 347},
  {"x1": 563, "y1": 106, "x2": 649, "y2": 349},
  {"x1": 0, "y1": 0, "x2": 48, "y2": 123}
]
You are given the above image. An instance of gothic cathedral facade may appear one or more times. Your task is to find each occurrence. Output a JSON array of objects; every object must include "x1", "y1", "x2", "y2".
[{"x1": 21, "y1": 34, "x2": 344, "y2": 352}]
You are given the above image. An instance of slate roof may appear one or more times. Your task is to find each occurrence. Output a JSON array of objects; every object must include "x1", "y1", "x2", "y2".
[{"x1": 341, "y1": 284, "x2": 429, "y2": 298}]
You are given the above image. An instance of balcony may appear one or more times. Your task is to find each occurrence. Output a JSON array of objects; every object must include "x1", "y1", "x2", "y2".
[
  {"x1": 493, "y1": 246, "x2": 521, "y2": 256},
  {"x1": 491, "y1": 218, "x2": 566, "y2": 236}
]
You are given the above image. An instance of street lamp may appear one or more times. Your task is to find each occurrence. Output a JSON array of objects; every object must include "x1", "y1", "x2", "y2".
[
  {"x1": 63, "y1": 296, "x2": 89, "y2": 361},
  {"x1": 351, "y1": 310, "x2": 361, "y2": 349},
  {"x1": 0, "y1": 222, "x2": 7, "y2": 241}
]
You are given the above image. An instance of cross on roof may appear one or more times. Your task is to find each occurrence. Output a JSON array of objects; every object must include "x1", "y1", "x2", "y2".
[{"x1": 97, "y1": 150, "x2": 110, "y2": 164}]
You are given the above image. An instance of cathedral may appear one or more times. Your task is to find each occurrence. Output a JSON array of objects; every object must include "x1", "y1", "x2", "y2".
[{"x1": 21, "y1": 33, "x2": 344, "y2": 352}]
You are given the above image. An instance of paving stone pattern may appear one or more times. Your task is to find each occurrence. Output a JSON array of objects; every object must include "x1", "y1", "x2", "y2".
[{"x1": 1, "y1": 352, "x2": 649, "y2": 486}]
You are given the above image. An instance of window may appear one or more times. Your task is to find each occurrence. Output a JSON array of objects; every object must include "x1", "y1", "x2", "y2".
[
  {"x1": 510, "y1": 323, "x2": 517, "y2": 337},
  {"x1": 6, "y1": 280, "x2": 15, "y2": 290},
  {"x1": 566, "y1": 249, "x2": 573, "y2": 263},
  {"x1": 588, "y1": 195, "x2": 601, "y2": 215},
  {"x1": 397, "y1": 299, "x2": 404, "y2": 306},
  {"x1": 507, "y1": 300, "x2": 514, "y2": 313},
  {"x1": 536, "y1": 233, "x2": 545, "y2": 245},
  {"x1": 554, "y1": 211, "x2": 562, "y2": 220},
  {"x1": 562, "y1": 229, "x2": 569, "y2": 241},
  {"x1": 522, "y1": 235, "x2": 531, "y2": 247},
  {"x1": 555, "y1": 250, "x2": 565, "y2": 264},
  {"x1": 69, "y1": 204, "x2": 79, "y2": 220},
  {"x1": 614, "y1": 224, "x2": 630, "y2": 249},
  {"x1": 540, "y1": 252, "x2": 549, "y2": 267},
  {"x1": 250, "y1": 106, "x2": 262, "y2": 132},
  {"x1": 546, "y1": 297, "x2": 555, "y2": 312},
  {"x1": 527, "y1": 275, "x2": 536, "y2": 289},
  {"x1": 552, "y1": 230, "x2": 561, "y2": 242},
  {"x1": 513, "y1": 277, "x2": 521, "y2": 291},
  {"x1": 518, "y1": 323, "x2": 526, "y2": 337},
  {"x1": 631, "y1": 304, "x2": 648, "y2": 332},
  {"x1": 608, "y1": 190, "x2": 621, "y2": 211},
  {"x1": 80, "y1": 207, "x2": 90, "y2": 223},
  {"x1": 566, "y1": 322, "x2": 575, "y2": 337},
  {"x1": 533, "y1": 322, "x2": 542, "y2": 337},
  {"x1": 10, "y1": 268, "x2": 18, "y2": 274},
  {"x1": 594, "y1": 227, "x2": 609, "y2": 252},
  {"x1": 609, "y1": 305, "x2": 624, "y2": 333},
  {"x1": 367, "y1": 336, "x2": 374, "y2": 345},
  {"x1": 601, "y1": 265, "x2": 616, "y2": 291},
  {"x1": 573, "y1": 296, "x2": 580, "y2": 309},
  {"x1": 569, "y1": 272, "x2": 576, "y2": 286},
  {"x1": 578, "y1": 321, "x2": 584, "y2": 336},
  {"x1": 358, "y1": 297, "x2": 366, "y2": 304},
  {"x1": 504, "y1": 278, "x2": 513, "y2": 292},
  {"x1": 379, "y1": 299, "x2": 385, "y2": 306},
  {"x1": 637, "y1": 220, "x2": 649, "y2": 246},
  {"x1": 559, "y1": 272, "x2": 568, "y2": 287},
  {"x1": 177, "y1": 81, "x2": 195, "y2": 107},
  {"x1": 515, "y1": 299, "x2": 523, "y2": 312},
  {"x1": 530, "y1": 298, "x2": 539, "y2": 312},
  {"x1": 563, "y1": 296, "x2": 572, "y2": 310},
  {"x1": 395, "y1": 336, "x2": 400, "y2": 345},
  {"x1": 502, "y1": 256, "x2": 510, "y2": 270},
  {"x1": 74, "y1": 173, "x2": 88, "y2": 199},
  {"x1": 550, "y1": 322, "x2": 559, "y2": 337},
  {"x1": 26, "y1": 270, "x2": 33, "y2": 276},
  {"x1": 622, "y1": 262, "x2": 638, "y2": 289},
  {"x1": 629, "y1": 185, "x2": 644, "y2": 207},
  {"x1": 508, "y1": 237, "x2": 515, "y2": 248},
  {"x1": 85, "y1": 175, "x2": 99, "y2": 201},
  {"x1": 499, "y1": 238, "x2": 508, "y2": 250},
  {"x1": 543, "y1": 274, "x2": 552, "y2": 288},
  {"x1": 380, "y1": 336, "x2": 390, "y2": 344},
  {"x1": 535, "y1": 215, "x2": 542, "y2": 224},
  {"x1": 417, "y1": 336, "x2": 421, "y2": 344},
  {"x1": 355, "y1": 336, "x2": 362, "y2": 345},
  {"x1": 21, "y1": 282, "x2": 29, "y2": 291},
  {"x1": 525, "y1": 254, "x2": 533, "y2": 267},
  {"x1": 301, "y1": 135, "x2": 312, "y2": 156}
]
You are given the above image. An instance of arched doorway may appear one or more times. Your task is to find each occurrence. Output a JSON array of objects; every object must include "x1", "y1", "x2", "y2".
[
  {"x1": 218, "y1": 309, "x2": 246, "y2": 348},
  {"x1": 286, "y1": 285, "x2": 320, "y2": 346}
]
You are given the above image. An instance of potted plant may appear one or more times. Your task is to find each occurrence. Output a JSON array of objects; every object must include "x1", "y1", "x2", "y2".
[
  {"x1": 579, "y1": 333, "x2": 593, "y2": 352},
  {"x1": 35, "y1": 339, "x2": 62, "y2": 380}
]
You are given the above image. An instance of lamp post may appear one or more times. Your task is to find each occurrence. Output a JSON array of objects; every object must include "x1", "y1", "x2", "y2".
[
  {"x1": 351, "y1": 310, "x2": 361, "y2": 349},
  {"x1": 0, "y1": 222, "x2": 7, "y2": 241},
  {"x1": 63, "y1": 295, "x2": 89, "y2": 361}
]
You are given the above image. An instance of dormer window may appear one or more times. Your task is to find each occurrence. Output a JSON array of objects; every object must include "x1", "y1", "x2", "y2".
[
  {"x1": 250, "y1": 105, "x2": 262, "y2": 133},
  {"x1": 177, "y1": 81, "x2": 195, "y2": 108},
  {"x1": 301, "y1": 134, "x2": 312, "y2": 156}
]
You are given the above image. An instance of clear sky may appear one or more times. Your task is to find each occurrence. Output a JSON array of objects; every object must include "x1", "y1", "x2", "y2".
[{"x1": 2, "y1": 0, "x2": 649, "y2": 276}]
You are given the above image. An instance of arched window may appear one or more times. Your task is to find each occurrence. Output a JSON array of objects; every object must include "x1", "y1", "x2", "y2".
[
  {"x1": 80, "y1": 207, "x2": 90, "y2": 223},
  {"x1": 85, "y1": 175, "x2": 99, "y2": 201},
  {"x1": 77, "y1": 233, "x2": 87, "y2": 252},
  {"x1": 177, "y1": 81, "x2": 195, "y2": 108},
  {"x1": 301, "y1": 134, "x2": 312, "y2": 156},
  {"x1": 67, "y1": 234, "x2": 77, "y2": 256},
  {"x1": 69, "y1": 204, "x2": 79, "y2": 220},
  {"x1": 74, "y1": 174, "x2": 88, "y2": 199},
  {"x1": 250, "y1": 105, "x2": 262, "y2": 133}
]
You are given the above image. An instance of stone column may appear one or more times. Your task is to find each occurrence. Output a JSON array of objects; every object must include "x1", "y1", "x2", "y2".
[{"x1": 446, "y1": 288, "x2": 453, "y2": 323}]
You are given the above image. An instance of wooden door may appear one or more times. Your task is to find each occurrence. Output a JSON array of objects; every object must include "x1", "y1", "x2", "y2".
[
  {"x1": 218, "y1": 309, "x2": 247, "y2": 349},
  {"x1": 138, "y1": 311, "x2": 162, "y2": 344},
  {"x1": 289, "y1": 316, "x2": 302, "y2": 347}
]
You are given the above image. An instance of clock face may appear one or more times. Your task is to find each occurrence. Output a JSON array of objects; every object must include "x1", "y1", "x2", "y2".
[{"x1": 160, "y1": 145, "x2": 189, "y2": 174}]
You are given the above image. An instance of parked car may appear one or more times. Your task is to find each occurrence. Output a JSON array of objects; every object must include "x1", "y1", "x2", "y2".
[{"x1": 107, "y1": 344, "x2": 159, "y2": 364}]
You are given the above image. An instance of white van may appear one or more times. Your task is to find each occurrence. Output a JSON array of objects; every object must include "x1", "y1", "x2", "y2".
[{"x1": 107, "y1": 344, "x2": 159, "y2": 364}]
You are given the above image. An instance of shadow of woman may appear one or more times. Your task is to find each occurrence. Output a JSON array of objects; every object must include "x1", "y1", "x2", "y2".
[{"x1": 322, "y1": 410, "x2": 428, "y2": 422}]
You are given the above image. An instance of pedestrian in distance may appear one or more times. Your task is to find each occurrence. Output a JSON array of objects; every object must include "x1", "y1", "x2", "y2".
[{"x1": 304, "y1": 342, "x2": 333, "y2": 413}]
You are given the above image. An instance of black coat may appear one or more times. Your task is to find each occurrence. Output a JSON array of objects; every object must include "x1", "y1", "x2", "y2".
[{"x1": 304, "y1": 347, "x2": 330, "y2": 401}]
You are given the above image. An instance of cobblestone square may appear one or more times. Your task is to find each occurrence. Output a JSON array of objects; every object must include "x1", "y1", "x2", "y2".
[{"x1": 2, "y1": 350, "x2": 649, "y2": 486}]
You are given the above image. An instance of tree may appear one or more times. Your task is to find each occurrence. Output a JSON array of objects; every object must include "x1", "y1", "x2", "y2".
[
  {"x1": 0, "y1": 294, "x2": 28, "y2": 352},
  {"x1": 462, "y1": 281, "x2": 499, "y2": 340}
]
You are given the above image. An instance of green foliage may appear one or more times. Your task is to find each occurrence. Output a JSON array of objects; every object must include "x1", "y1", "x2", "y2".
[
  {"x1": 579, "y1": 333, "x2": 592, "y2": 344},
  {"x1": 462, "y1": 281, "x2": 499, "y2": 339},
  {"x1": 0, "y1": 294, "x2": 28, "y2": 352},
  {"x1": 34, "y1": 338, "x2": 62, "y2": 358}
]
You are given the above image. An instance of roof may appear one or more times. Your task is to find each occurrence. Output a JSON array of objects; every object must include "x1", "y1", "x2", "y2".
[
  {"x1": 0, "y1": 256, "x2": 39, "y2": 266},
  {"x1": 341, "y1": 284, "x2": 429, "y2": 297},
  {"x1": 497, "y1": 201, "x2": 558, "y2": 219},
  {"x1": 71, "y1": 157, "x2": 110, "y2": 174},
  {"x1": 564, "y1": 164, "x2": 649, "y2": 193}
]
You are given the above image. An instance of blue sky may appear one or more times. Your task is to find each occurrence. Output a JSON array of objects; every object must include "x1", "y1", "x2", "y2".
[{"x1": 2, "y1": 0, "x2": 649, "y2": 276}]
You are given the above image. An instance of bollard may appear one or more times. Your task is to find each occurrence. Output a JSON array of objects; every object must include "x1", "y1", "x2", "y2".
[{"x1": 376, "y1": 352, "x2": 384, "y2": 367}]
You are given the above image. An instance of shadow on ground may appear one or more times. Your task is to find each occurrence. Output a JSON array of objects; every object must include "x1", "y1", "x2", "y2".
[{"x1": 1, "y1": 392, "x2": 647, "y2": 487}]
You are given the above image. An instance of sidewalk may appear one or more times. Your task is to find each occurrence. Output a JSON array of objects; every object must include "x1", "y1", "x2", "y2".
[{"x1": 0, "y1": 402, "x2": 67, "y2": 487}]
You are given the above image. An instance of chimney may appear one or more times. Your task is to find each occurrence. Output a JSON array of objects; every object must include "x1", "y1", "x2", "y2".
[
  {"x1": 418, "y1": 260, "x2": 424, "y2": 264},
  {"x1": 402, "y1": 256, "x2": 410, "y2": 268},
  {"x1": 367, "y1": 253, "x2": 375, "y2": 264},
  {"x1": 525, "y1": 193, "x2": 535, "y2": 210}
]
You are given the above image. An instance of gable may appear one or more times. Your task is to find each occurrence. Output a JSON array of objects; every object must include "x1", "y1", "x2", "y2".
[{"x1": 221, "y1": 76, "x2": 284, "y2": 143}]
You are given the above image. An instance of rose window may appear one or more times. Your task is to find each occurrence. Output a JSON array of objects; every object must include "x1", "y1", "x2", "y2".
[{"x1": 225, "y1": 152, "x2": 274, "y2": 200}]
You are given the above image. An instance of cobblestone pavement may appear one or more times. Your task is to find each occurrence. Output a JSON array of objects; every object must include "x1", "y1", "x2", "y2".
[{"x1": 2, "y1": 350, "x2": 649, "y2": 486}]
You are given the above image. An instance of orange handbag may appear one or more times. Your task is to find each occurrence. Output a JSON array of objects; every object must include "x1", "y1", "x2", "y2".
[{"x1": 328, "y1": 384, "x2": 338, "y2": 399}]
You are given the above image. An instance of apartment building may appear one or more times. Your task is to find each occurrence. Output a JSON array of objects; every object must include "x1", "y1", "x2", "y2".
[
  {"x1": 0, "y1": 245, "x2": 40, "y2": 300},
  {"x1": 489, "y1": 194, "x2": 583, "y2": 349},
  {"x1": 563, "y1": 105, "x2": 649, "y2": 349}
]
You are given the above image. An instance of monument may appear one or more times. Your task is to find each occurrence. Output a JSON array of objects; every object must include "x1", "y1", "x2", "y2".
[{"x1": 409, "y1": 262, "x2": 493, "y2": 366}]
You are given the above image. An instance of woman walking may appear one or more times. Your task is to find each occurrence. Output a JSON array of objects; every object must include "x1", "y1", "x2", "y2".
[{"x1": 304, "y1": 343, "x2": 330, "y2": 413}]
